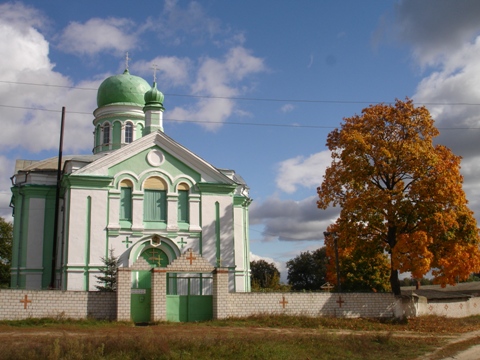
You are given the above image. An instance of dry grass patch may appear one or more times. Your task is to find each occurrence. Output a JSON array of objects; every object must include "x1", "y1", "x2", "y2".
[
  {"x1": 0, "y1": 315, "x2": 479, "y2": 359},
  {"x1": 0, "y1": 326, "x2": 442, "y2": 360},
  {"x1": 205, "y1": 314, "x2": 480, "y2": 333}
]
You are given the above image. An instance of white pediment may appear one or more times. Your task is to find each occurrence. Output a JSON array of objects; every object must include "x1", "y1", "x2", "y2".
[{"x1": 72, "y1": 131, "x2": 235, "y2": 185}]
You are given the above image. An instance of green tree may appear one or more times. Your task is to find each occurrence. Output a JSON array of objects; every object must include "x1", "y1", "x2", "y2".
[
  {"x1": 339, "y1": 251, "x2": 390, "y2": 292},
  {"x1": 95, "y1": 250, "x2": 119, "y2": 292},
  {"x1": 287, "y1": 247, "x2": 329, "y2": 291},
  {"x1": 317, "y1": 99, "x2": 480, "y2": 295},
  {"x1": 0, "y1": 217, "x2": 13, "y2": 288},
  {"x1": 250, "y1": 259, "x2": 281, "y2": 290},
  {"x1": 324, "y1": 229, "x2": 391, "y2": 292}
]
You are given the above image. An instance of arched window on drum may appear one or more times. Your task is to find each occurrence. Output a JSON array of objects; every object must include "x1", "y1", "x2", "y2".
[
  {"x1": 125, "y1": 122, "x2": 133, "y2": 144},
  {"x1": 103, "y1": 122, "x2": 110, "y2": 146}
]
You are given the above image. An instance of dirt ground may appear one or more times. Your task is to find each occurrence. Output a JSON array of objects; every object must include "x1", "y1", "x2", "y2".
[
  {"x1": 0, "y1": 324, "x2": 479, "y2": 359},
  {"x1": 422, "y1": 329, "x2": 480, "y2": 360}
]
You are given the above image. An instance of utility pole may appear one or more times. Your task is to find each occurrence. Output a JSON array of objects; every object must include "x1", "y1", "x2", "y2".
[
  {"x1": 50, "y1": 107, "x2": 65, "y2": 289},
  {"x1": 324, "y1": 231, "x2": 341, "y2": 292}
]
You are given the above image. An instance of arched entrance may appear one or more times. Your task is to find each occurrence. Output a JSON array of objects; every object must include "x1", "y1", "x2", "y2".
[
  {"x1": 130, "y1": 235, "x2": 176, "y2": 323},
  {"x1": 122, "y1": 239, "x2": 216, "y2": 323}
]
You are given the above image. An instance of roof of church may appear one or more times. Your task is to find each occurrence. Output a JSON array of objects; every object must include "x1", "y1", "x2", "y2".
[
  {"x1": 16, "y1": 154, "x2": 104, "y2": 173},
  {"x1": 96, "y1": 69, "x2": 151, "y2": 108}
]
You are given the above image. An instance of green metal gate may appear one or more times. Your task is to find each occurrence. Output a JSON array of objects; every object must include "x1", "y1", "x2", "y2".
[
  {"x1": 130, "y1": 248, "x2": 168, "y2": 323},
  {"x1": 131, "y1": 270, "x2": 151, "y2": 323},
  {"x1": 166, "y1": 274, "x2": 213, "y2": 322}
]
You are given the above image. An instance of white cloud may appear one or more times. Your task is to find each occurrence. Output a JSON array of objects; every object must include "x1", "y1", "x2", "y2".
[
  {"x1": 250, "y1": 196, "x2": 339, "y2": 242},
  {"x1": 388, "y1": 1, "x2": 480, "y2": 224},
  {"x1": 132, "y1": 56, "x2": 192, "y2": 87},
  {"x1": 0, "y1": 3, "x2": 102, "y2": 220},
  {"x1": 222, "y1": 47, "x2": 265, "y2": 80},
  {"x1": 168, "y1": 46, "x2": 265, "y2": 131},
  {"x1": 307, "y1": 54, "x2": 314, "y2": 68},
  {"x1": 412, "y1": 37, "x2": 480, "y2": 219},
  {"x1": 280, "y1": 104, "x2": 294, "y2": 113},
  {"x1": 276, "y1": 150, "x2": 331, "y2": 193},
  {"x1": 459, "y1": 156, "x2": 480, "y2": 217},
  {"x1": 58, "y1": 18, "x2": 138, "y2": 56},
  {"x1": 0, "y1": 9, "x2": 50, "y2": 74},
  {"x1": 0, "y1": 2, "x2": 46, "y2": 31},
  {"x1": 0, "y1": 3, "x2": 98, "y2": 154}
]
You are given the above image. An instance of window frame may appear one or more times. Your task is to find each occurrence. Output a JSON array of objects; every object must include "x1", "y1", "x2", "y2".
[
  {"x1": 120, "y1": 186, "x2": 132, "y2": 221},
  {"x1": 143, "y1": 189, "x2": 167, "y2": 222},
  {"x1": 125, "y1": 122, "x2": 133, "y2": 143},
  {"x1": 103, "y1": 122, "x2": 110, "y2": 145},
  {"x1": 177, "y1": 189, "x2": 189, "y2": 223}
]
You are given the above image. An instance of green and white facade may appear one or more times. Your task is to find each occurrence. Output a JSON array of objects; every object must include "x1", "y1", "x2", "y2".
[{"x1": 10, "y1": 69, "x2": 252, "y2": 294}]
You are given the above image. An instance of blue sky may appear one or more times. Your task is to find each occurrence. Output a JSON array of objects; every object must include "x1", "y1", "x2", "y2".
[{"x1": 1, "y1": 0, "x2": 480, "y2": 280}]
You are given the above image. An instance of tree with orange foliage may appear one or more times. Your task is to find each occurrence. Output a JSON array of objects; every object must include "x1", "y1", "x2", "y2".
[{"x1": 317, "y1": 99, "x2": 480, "y2": 295}]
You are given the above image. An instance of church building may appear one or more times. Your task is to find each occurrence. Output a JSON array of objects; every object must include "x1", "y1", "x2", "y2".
[{"x1": 10, "y1": 68, "x2": 252, "y2": 293}]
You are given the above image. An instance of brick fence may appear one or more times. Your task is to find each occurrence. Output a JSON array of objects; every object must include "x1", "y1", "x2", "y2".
[
  {"x1": 0, "y1": 289, "x2": 116, "y2": 321},
  {"x1": 412, "y1": 296, "x2": 480, "y2": 318},
  {"x1": 226, "y1": 292, "x2": 404, "y2": 318},
  {"x1": 1, "y1": 256, "x2": 479, "y2": 321}
]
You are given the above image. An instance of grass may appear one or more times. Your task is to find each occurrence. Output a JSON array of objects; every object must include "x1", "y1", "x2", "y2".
[
  {"x1": 0, "y1": 315, "x2": 479, "y2": 359},
  {"x1": 204, "y1": 313, "x2": 480, "y2": 333},
  {"x1": 0, "y1": 317, "x2": 122, "y2": 328},
  {"x1": 428, "y1": 336, "x2": 480, "y2": 360}
]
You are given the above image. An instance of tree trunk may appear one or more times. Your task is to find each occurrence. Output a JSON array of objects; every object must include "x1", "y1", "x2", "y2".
[
  {"x1": 387, "y1": 225, "x2": 401, "y2": 295},
  {"x1": 390, "y1": 267, "x2": 401, "y2": 296}
]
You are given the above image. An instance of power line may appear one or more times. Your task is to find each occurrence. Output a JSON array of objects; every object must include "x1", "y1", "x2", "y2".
[
  {"x1": 0, "y1": 103, "x2": 479, "y2": 130},
  {"x1": 1, "y1": 80, "x2": 480, "y2": 130},
  {"x1": 2, "y1": 79, "x2": 480, "y2": 106},
  {"x1": 0, "y1": 104, "x2": 64, "y2": 113}
]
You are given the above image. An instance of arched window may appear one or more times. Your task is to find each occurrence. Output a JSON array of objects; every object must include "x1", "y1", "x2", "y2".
[
  {"x1": 103, "y1": 123, "x2": 110, "y2": 145},
  {"x1": 120, "y1": 179, "x2": 133, "y2": 222},
  {"x1": 177, "y1": 183, "x2": 189, "y2": 223},
  {"x1": 143, "y1": 177, "x2": 167, "y2": 222},
  {"x1": 125, "y1": 122, "x2": 133, "y2": 143}
]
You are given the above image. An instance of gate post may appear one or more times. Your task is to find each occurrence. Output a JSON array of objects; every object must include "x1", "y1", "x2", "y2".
[
  {"x1": 116, "y1": 267, "x2": 132, "y2": 321},
  {"x1": 213, "y1": 268, "x2": 229, "y2": 320},
  {"x1": 151, "y1": 269, "x2": 167, "y2": 322}
]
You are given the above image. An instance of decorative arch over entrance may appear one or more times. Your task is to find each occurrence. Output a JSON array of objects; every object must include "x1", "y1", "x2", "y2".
[{"x1": 128, "y1": 234, "x2": 181, "y2": 268}]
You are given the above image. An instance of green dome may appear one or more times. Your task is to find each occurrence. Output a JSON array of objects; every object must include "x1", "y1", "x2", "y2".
[
  {"x1": 96, "y1": 69, "x2": 151, "y2": 107},
  {"x1": 144, "y1": 82, "x2": 165, "y2": 106}
]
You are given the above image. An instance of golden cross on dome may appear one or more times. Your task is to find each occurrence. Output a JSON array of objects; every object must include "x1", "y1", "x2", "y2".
[
  {"x1": 125, "y1": 52, "x2": 130, "y2": 70},
  {"x1": 152, "y1": 63, "x2": 158, "y2": 83}
]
